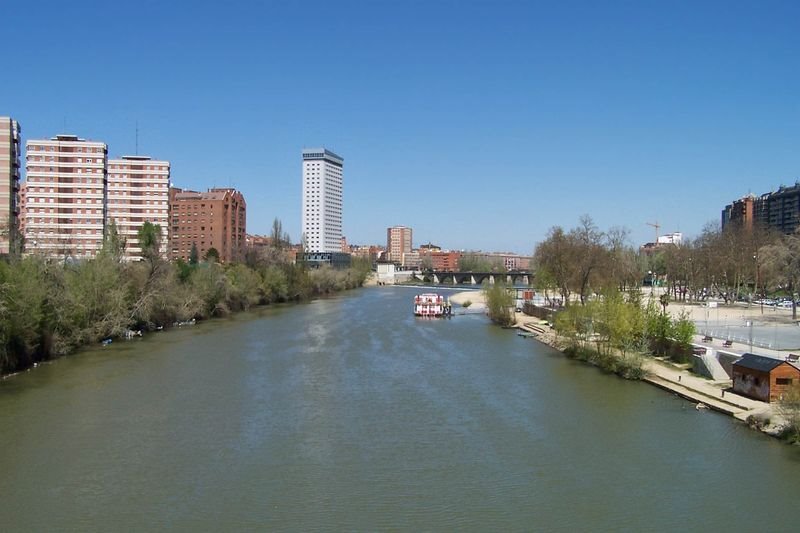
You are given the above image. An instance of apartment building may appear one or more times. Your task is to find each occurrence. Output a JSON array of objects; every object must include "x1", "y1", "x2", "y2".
[
  {"x1": 430, "y1": 251, "x2": 461, "y2": 271},
  {"x1": 169, "y1": 187, "x2": 246, "y2": 263},
  {"x1": 302, "y1": 148, "x2": 343, "y2": 253},
  {"x1": 107, "y1": 155, "x2": 170, "y2": 260},
  {"x1": 722, "y1": 185, "x2": 800, "y2": 234},
  {"x1": 0, "y1": 117, "x2": 21, "y2": 254},
  {"x1": 721, "y1": 194, "x2": 758, "y2": 231},
  {"x1": 17, "y1": 181, "x2": 27, "y2": 238},
  {"x1": 386, "y1": 225, "x2": 412, "y2": 262},
  {"x1": 24, "y1": 134, "x2": 108, "y2": 259}
]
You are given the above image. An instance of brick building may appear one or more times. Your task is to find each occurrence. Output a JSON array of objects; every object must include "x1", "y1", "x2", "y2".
[
  {"x1": 387, "y1": 225, "x2": 412, "y2": 262},
  {"x1": 0, "y1": 117, "x2": 22, "y2": 255},
  {"x1": 722, "y1": 184, "x2": 800, "y2": 235},
  {"x1": 169, "y1": 187, "x2": 246, "y2": 263},
  {"x1": 430, "y1": 251, "x2": 461, "y2": 271}
]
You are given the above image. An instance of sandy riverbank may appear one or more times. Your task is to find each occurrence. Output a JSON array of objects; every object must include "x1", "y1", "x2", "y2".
[{"x1": 448, "y1": 290, "x2": 486, "y2": 309}]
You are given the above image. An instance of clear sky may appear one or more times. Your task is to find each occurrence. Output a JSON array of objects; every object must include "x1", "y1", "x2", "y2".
[{"x1": 3, "y1": 0, "x2": 799, "y2": 254}]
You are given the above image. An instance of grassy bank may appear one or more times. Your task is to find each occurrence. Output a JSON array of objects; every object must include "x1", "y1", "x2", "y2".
[{"x1": 0, "y1": 252, "x2": 371, "y2": 376}]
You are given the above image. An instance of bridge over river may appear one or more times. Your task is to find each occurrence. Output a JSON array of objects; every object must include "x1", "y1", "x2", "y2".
[{"x1": 414, "y1": 270, "x2": 531, "y2": 285}]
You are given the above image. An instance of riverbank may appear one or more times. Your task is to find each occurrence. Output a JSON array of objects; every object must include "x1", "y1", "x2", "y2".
[
  {"x1": 1, "y1": 256, "x2": 372, "y2": 378},
  {"x1": 451, "y1": 290, "x2": 786, "y2": 438}
]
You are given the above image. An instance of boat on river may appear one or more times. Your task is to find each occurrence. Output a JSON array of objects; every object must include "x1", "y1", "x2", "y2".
[{"x1": 414, "y1": 293, "x2": 452, "y2": 317}]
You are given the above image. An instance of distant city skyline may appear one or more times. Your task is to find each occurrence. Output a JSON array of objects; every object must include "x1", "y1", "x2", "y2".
[{"x1": 3, "y1": 1, "x2": 799, "y2": 254}]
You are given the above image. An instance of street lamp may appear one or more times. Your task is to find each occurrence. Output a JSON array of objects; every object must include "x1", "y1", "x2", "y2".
[{"x1": 754, "y1": 253, "x2": 762, "y2": 314}]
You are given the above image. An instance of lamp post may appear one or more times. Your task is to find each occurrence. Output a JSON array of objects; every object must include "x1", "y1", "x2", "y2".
[{"x1": 754, "y1": 253, "x2": 762, "y2": 314}]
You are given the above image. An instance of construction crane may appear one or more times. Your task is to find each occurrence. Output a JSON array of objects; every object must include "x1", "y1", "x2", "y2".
[{"x1": 646, "y1": 221, "x2": 660, "y2": 243}]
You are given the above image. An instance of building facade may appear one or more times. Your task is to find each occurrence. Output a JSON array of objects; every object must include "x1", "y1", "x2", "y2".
[
  {"x1": 430, "y1": 251, "x2": 461, "y2": 271},
  {"x1": 387, "y1": 225, "x2": 412, "y2": 262},
  {"x1": 722, "y1": 185, "x2": 800, "y2": 234},
  {"x1": 722, "y1": 195, "x2": 757, "y2": 231},
  {"x1": 24, "y1": 134, "x2": 108, "y2": 259},
  {"x1": 401, "y1": 250, "x2": 421, "y2": 268},
  {"x1": 732, "y1": 353, "x2": 800, "y2": 403},
  {"x1": 302, "y1": 148, "x2": 343, "y2": 253},
  {"x1": 0, "y1": 117, "x2": 22, "y2": 254},
  {"x1": 107, "y1": 155, "x2": 170, "y2": 260},
  {"x1": 169, "y1": 187, "x2": 246, "y2": 263}
]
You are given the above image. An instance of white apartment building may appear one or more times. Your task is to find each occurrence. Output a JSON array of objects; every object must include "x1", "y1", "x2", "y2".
[
  {"x1": 24, "y1": 135, "x2": 108, "y2": 259},
  {"x1": 302, "y1": 148, "x2": 343, "y2": 253},
  {"x1": 108, "y1": 155, "x2": 170, "y2": 260}
]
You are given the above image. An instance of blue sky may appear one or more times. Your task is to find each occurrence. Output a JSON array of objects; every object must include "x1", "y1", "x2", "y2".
[{"x1": 3, "y1": 0, "x2": 799, "y2": 254}]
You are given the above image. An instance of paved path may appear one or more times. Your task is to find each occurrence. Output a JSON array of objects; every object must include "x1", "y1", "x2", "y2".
[
  {"x1": 514, "y1": 317, "x2": 774, "y2": 422},
  {"x1": 642, "y1": 358, "x2": 769, "y2": 421},
  {"x1": 693, "y1": 332, "x2": 797, "y2": 361}
]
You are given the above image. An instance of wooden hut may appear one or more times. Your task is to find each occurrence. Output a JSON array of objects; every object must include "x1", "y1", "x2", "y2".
[{"x1": 731, "y1": 353, "x2": 800, "y2": 403}]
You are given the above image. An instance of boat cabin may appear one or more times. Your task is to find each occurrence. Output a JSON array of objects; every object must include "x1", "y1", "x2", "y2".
[{"x1": 414, "y1": 293, "x2": 451, "y2": 317}]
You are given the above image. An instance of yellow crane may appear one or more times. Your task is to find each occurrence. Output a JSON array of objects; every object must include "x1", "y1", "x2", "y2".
[{"x1": 646, "y1": 221, "x2": 660, "y2": 243}]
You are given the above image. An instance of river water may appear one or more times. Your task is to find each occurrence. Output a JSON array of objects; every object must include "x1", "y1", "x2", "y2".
[{"x1": 2, "y1": 287, "x2": 800, "y2": 531}]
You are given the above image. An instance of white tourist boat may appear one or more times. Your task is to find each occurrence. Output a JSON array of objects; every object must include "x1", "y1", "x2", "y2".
[{"x1": 413, "y1": 293, "x2": 451, "y2": 317}]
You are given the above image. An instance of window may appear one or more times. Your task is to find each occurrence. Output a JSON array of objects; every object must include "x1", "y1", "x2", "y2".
[{"x1": 777, "y1": 378, "x2": 793, "y2": 385}]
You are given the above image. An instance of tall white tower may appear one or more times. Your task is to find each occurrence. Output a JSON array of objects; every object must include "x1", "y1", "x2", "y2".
[{"x1": 302, "y1": 148, "x2": 343, "y2": 253}]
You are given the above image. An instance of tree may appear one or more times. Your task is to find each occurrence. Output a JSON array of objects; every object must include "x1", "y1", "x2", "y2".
[
  {"x1": 534, "y1": 226, "x2": 573, "y2": 306},
  {"x1": 483, "y1": 281, "x2": 515, "y2": 327},
  {"x1": 0, "y1": 215, "x2": 19, "y2": 256},
  {"x1": 533, "y1": 215, "x2": 608, "y2": 306},
  {"x1": 0, "y1": 256, "x2": 53, "y2": 371},
  {"x1": 602, "y1": 227, "x2": 643, "y2": 292},
  {"x1": 205, "y1": 247, "x2": 220, "y2": 263},
  {"x1": 593, "y1": 288, "x2": 647, "y2": 356},
  {"x1": 420, "y1": 254, "x2": 433, "y2": 271},
  {"x1": 270, "y1": 218, "x2": 291, "y2": 249},
  {"x1": 659, "y1": 293, "x2": 669, "y2": 314},
  {"x1": 300, "y1": 232, "x2": 308, "y2": 254},
  {"x1": 759, "y1": 227, "x2": 800, "y2": 320},
  {"x1": 570, "y1": 215, "x2": 608, "y2": 304},
  {"x1": 137, "y1": 221, "x2": 162, "y2": 263},
  {"x1": 189, "y1": 243, "x2": 199, "y2": 265},
  {"x1": 102, "y1": 219, "x2": 126, "y2": 262},
  {"x1": 459, "y1": 253, "x2": 503, "y2": 272},
  {"x1": 532, "y1": 267, "x2": 557, "y2": 306},
  {"x1": 775, "y1": 383, "x2": 800, "y2": 443}
]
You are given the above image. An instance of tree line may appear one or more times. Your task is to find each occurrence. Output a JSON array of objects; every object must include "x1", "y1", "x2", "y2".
[
  {"x1": 533, "y1": 215, "x2": 800, "y2": 316},
  {"x1": 0, "y1": 220, "x2": 371, "y2": 375}
]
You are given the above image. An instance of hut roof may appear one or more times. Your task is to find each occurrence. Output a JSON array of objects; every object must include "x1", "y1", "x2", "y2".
[{"x1": 733, "y1": 353, "x2": 800, "y2": 372}]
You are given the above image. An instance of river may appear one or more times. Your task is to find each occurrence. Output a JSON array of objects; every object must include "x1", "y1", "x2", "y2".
[{"x1": 2, "y1": 286, "x2": 800, "y2": 531}]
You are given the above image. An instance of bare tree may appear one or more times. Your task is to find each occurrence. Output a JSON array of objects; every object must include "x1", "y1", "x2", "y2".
[
  {"x1": 759, "y1": 227, "x2": 800, "y2": 320},
  {"x1": 570, "y1": 215, "x2": 607, "y2": 304}
]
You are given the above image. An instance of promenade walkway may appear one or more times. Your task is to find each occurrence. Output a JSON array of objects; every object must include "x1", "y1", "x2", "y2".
[
  {"x1": 514, "y1": 316, "x2": 773, "y2": 422},
  {"x1": 642, "y1": 358, "x2": 768, "y2": 421}
]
